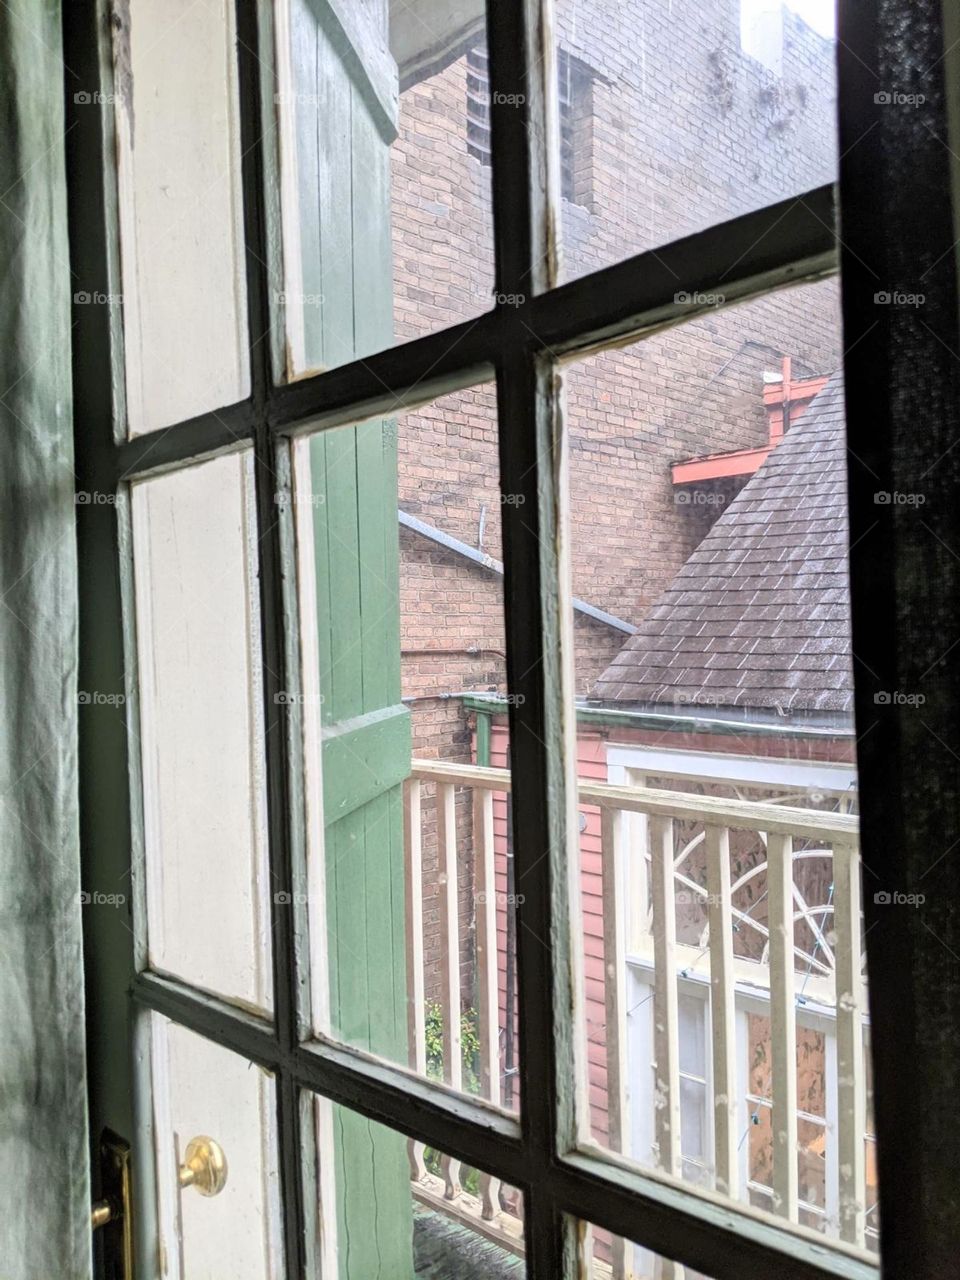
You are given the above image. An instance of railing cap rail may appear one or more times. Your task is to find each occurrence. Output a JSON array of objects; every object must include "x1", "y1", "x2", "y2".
[{"x1": 409, "y1": 759, "x2": 859, "y2": 845}]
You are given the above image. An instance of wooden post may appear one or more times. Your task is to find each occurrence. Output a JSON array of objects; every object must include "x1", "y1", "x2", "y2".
[
  {"x1": 833, "y1": 842, "x2": 866, "y2": 1245},
  {"x1": 705, "y1": 825, "x2": 738, "y2": 1200},
  {"x1": 650, "y1": 815, "x2": 683, "y2": 1280},
  {"x1": 767, "y1": 833, "x2": 798, "y2": 1220},
  {"x1": 437, "y1": 782, "x2": 462, "y2": 1197},
  {"x1": 474, "y1": 786, "x2": 502, "y2": 1219},
  {"x1": 403, "y1": 778, "x2": 426, "y2": 1181},
  {"x1": 601, "y1": 805, "x2": 628, "y2": 1280}
]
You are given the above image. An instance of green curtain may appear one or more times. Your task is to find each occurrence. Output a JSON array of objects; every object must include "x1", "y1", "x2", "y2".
[{"x1": 0, "y1": 3, "x2": 90, "y2": 1277}]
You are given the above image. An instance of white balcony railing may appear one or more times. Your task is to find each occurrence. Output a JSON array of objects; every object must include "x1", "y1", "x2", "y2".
[{"x1": 403, "y1": 758, "x2": 867, "y2": 1276}]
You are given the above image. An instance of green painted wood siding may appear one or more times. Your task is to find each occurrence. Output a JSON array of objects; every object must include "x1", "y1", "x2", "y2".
[{"x1": 291, "y1": 3, "x2": 413, "y2": 1275}]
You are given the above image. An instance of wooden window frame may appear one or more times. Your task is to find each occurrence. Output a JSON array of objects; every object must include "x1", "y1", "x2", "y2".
[{"x1": 63, "y1": 0, "x2": 960, "y2": 1278}]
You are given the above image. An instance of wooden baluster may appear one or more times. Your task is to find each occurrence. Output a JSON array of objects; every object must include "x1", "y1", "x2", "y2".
[
  {"x1": 833, "y1": 841, "x2": 866, "y2": 1245},
  {"x1": 705, "y1": 825, "x2": 738, "y2": 1200},
  {"x1": 437, "y1": 781, "x2": 462, "y2": 1197},
  {"x1": 474, "y1": 786, "x2": 502, "y2": 1219},
  {"x1": 601, "y1": 805, "x2": 628, "y2": 1280},
  {"x1": 650, "y1": 815, "x2": 683, "y2": 1279},
  {"x1": 403, "y1": 777, "x2": 426, "y2": 1181},
  {"x1": 767, "y1": 832, "x2": 798, "y2": 1221}
]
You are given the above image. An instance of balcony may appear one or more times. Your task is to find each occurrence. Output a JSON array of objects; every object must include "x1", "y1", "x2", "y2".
[{"x1": 403, "y1": 758, "x2": 871, "y2": 1278}]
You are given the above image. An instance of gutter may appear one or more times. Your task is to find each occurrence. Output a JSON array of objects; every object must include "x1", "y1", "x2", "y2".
[
  {"x1": 461, "y1": 694, "x2": 855, "y2": 741},
  {"x1": 399, "y1": 509, "x2": 637, "y2": 635}
]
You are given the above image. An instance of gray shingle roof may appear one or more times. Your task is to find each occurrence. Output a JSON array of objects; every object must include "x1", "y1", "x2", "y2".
[{"x1": 592, "y1": 372, "x2": 853, "y2": 716}]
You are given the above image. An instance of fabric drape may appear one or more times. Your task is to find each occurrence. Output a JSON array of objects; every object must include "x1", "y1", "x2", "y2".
[{"x1": 0, "y1": 3, "x2": 90, "y2": 1276}]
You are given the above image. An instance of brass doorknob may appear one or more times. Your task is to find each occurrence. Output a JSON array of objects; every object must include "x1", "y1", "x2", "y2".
[{"x1": 178, "y1": 1136, "x2": 228, "y2": 1197}]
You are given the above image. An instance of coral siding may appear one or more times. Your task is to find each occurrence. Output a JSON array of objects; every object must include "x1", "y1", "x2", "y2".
[
  {"x1": 482, "y1": 717, "x2": 855, "y2": 1144},
  {"x1": 486, "y1": 722, "x2": 615, "y2": 1142}
]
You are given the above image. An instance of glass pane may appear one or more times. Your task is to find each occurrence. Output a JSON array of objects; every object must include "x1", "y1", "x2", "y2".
[
  {"x1": 112, "y1": 0, "x2": 249, "y2": 434},
  {"x1": 292, "y1": 384, "x2": 517, "y2": 1109},
  {"x1": 312, "y1": 1100, "x2": 525, "y2": 1278},
  {"x1": 150, "y1": 1016, "x2": 281, "y2": 1280},
  {"x1": 573, "y1": 1218, "x2": 717, "y2": 1280},
  {"x1": 274, "y1": 0, "x2": 494, "y2": 380},
  {"x1": 132, "y1": 451, "x2": 271, "y2": 1011},
  {"x1": 864, "y1": 1035, "x2": 880, "y2": 1252},
  {"x1": 565, "y1": 281, "x2": 876, "y2": 1253},
  {"x1": 551, "y1": 0, "x2": 837, "y2": 284}
]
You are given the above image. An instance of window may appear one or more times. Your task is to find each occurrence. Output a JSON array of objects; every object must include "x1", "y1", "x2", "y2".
[
  {"x1": 68, "y1": 0, "x2": 897, "y2": 1278},
  {"x1": 466, "y1": 45, "x2": 492, "y2": 168},
  {"x1": 466, "y1": 43, "x2": 594, "y2": 207}
]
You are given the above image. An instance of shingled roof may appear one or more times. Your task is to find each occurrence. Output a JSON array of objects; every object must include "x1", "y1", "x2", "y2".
[{"x1": 592, "y1": 372, "x2": 853, "y2": 718}]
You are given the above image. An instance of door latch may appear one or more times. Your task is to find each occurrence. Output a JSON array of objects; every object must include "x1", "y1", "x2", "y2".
[{"x1": 91, "y1": 1130, "x2": 133, "y2": 1280}]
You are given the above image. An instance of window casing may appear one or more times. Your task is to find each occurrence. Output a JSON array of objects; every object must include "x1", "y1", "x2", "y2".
[{"x1": 62, "y1": 0, "x2": 916, "y2": 1277}]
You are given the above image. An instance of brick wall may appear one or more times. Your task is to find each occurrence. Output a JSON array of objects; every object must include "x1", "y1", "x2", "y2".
[{"x1": 390, "y1": 0, "x2": 844, "y2": 1010}]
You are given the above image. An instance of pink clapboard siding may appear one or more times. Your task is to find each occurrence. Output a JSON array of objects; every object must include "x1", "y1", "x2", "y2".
[{"x1": 485, "y1": 723, "x2": 612, "y2": 1143}]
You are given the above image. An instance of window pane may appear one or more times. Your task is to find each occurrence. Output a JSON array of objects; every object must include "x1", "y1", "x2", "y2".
[
  {"x1": 292, "y1": 385, "x2": 517, "y2": 1110},
  {"x1": 551, "y1": 0, "x2": 837, "y2": 284},
  {"x1": 563, "y1": 282, "x2": 876, "y2": 1253},
  {"x1": 112, "y1": 0, "x2": 249, "y2": 434},
  {"x1": 149, "y1": 1016, "x2": 281, "y2": 1280},
  {"x1": 273, "y1": 0, "x2": 494, "y2": 380},
  {"x1": 311, "y1": 1100, "x2": 525, "y2": 1278},
  {"x1": 572, "y1": 1218, "x2": 717, "y2": 1280},
  {"x1": 131, "y1": 451, "x2": 271, "y2": 1011}
]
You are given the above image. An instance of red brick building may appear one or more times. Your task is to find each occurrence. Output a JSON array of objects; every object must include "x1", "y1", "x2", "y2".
[{"x1": 390, "y1": 0, "x2": 842, "y2": 1014}]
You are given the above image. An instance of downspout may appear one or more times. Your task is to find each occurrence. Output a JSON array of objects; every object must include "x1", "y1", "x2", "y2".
[{"x1": 503, "y1": 740, "x2": 517, "y2": 1109}]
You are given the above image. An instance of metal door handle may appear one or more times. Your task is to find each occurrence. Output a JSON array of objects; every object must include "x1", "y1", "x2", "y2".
[{"x1": 178, "y1": 1135, "x2": 228, "y2": 1197}]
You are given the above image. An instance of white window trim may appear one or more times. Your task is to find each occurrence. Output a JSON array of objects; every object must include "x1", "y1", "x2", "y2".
[
  {"x1": 628, "y1": 963, "x2": 843, "y2": 1241},
  {"x1": 606, "y1": 744, "x2": 857, "y2": 796}
]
